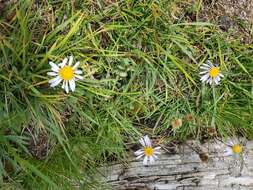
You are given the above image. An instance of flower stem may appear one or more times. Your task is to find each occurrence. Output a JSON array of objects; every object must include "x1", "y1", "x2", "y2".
[{"x1": 211, "y1": 84, "x2": 216, "y2": 128}]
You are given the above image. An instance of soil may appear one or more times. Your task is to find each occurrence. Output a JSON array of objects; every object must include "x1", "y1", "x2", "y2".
[
  {"x1": 175, "y1": 0, "x2": 253, "y2": 43},
  {"x1": 201, "y1": 0, "x2": 253, "y2": 22},
  {"x1": 201, "y1": 0, "x2": 253, "y2": 43}
]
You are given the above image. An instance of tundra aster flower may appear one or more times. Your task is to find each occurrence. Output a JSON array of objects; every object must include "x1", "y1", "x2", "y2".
[
  {"x1": 200, "y1": 60, "x2": 224, "y2": 85},
  {"x1": 134, "y1": 135, "x2": 161, "y2": 165},
  {"x1": 47, "y1": 56, "x2": 83, "y2": 93},
  {"x1": 224, "y1": 141, "x2": 242, "y2": 157}
]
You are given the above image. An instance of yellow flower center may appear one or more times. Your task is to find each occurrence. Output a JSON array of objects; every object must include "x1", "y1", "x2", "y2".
[
  {"x1": 232, "y1": 144, "x2": 242, "y2": 154},
  {"x1": 59, "y1": 66, "x2": 74, "y2": 80},
  {"x1": 209, "y1": 67, "x2": 220, "y2": 78},
  {"x1": 144, "y1": 147, "x2": 154, "y2": 156}
]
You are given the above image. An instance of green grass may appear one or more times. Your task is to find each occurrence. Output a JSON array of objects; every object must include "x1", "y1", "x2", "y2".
[{"x1": 0, "y1": 0, "x2": 252, "y2": 189}]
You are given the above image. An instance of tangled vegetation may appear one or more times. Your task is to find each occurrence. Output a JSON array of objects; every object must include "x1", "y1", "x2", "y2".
[{"x1": 0, "y1": 0, "x2": 252, "y2": 189}]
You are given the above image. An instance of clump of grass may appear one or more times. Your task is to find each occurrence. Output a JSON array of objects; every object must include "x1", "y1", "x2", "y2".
[{"x1": 0, "y1": 0, "x2": 252, "y2": 189}]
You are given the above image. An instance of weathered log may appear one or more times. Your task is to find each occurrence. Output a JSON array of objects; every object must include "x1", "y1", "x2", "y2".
[{"x1": 101, "y1": 140, "x2": 253, "y2": 190}]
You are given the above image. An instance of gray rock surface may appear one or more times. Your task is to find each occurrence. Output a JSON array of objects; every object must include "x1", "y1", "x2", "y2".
[{"x1": 102, "y1": 140, "x2": 253, "y2": 190}]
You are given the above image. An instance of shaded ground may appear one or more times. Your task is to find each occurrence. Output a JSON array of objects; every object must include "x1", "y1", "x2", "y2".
[
  {"x1": 174, "y1": 0, "x2": 253, "y2": 43},
  {"x1": 202, "y1": 0, "x2": 253, "y2": 23},
  {"x1": 201, "y1": 0, "x2": 253, "y2": 43}
]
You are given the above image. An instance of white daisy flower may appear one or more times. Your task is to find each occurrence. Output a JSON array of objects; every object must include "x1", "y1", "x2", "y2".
[
  {"x1": 199, "y1": 60, "x2": 224, "y2": 85},
  {"x1": 224, "y1": 141, "x2": 243, "y2": 157},
  {"x1": 47, "y1": 56, "x2": 83, "y2": 93},
  {"x1": 134, "y1": 135, "x2": 161, "y2": 165}
]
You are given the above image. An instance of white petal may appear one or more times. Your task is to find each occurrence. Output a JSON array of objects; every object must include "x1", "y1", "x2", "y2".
[
  {"x1": 206, "y1": 60, "x2": 213, "y2": 67},
  {"x1": 200, "y1": 74, "x2": 209, "y2": 82},
  {"x1": 214, "y1": 78, "x2": 219, "y2": 85},
  {"x1": 224, "y1": 148, "x2": 233, "y2": 156},
  {"x1": 47, "y1": 72, "x2": 58, "y2": 76},
  {"x1": 65, "y1": 81, "x2": 69, "y2": 93},
  {"x1": 149, "y1": 156, "x2": 155, "y2": 164},
  {"x1": 219, "y1": 73, "x2": 224, "y2": 78},
  {"x1": 68, "y1": 56, "x2": 74, "y2": 66},
  {"x1": 59, "y1": 57, "x2": 68, "y2": 68},
  {"x1": 209, "y1": 78, "x2": 213, "y2": 85},
  {"x1": 227, "y1": 141, "x2": 233, "y2": 146},
  {"x1": 199, "y1": 70, "x2": 208, "y2": 75},
  {"x1": 134, "y1": 149, "x2": 144, "y2": 156},
  {"x1": 69, "y1": 79, "x2": 76, "y2": 92},
  {"x1": 62, "y1": 81, "x2": 66, "y2": 89},
  {"x1": 49, "y1": 62, "x2": 59, "y2": 72},
  {"x1": 153, "y1": 154, "x2": 158, "y2": 159},
  {"x1": 200, "y1": 66, "x2": 210, "y2": 71},
  {"x1": 49, "y1": 76, "x2": 61, "y2": 84},
  {"x1": 203, "y1": 63, "x2": 212, "y2": 68},
  {"x1": 139, "y1": 138, "x2": 145, "y2": 147},
  {"x1": 154, "y1": 147, "x2": 161, "y2": 154},
  {"x1": 154, "y1": 151, "x2": 161, "y2": 155},
  {"x1": 143, "y1": 156, "x2": 148, "y2": 165},
  {"x1": 50, "y1": 78, "x2": 62, "y2": 88},
  {"x1": 200, "y1": 63, "x2": 211, "y2": 69},
  {"x1": 154, "y1": 147, "x2": 161, "y2": 150},
  {"x1": 74, "y1": 75, "x2": 83, "y2": 80},
  {"x1": 73, "y1": 61, "x2": 80, "y2": 70},
  {"x1": 136, "y1": 154, "x2": 144, "y2": 159},
  {"x1": 216, "y1": 76, "x2": 221, "y2": 82},
  {"x1": 75, "y1": 70, "x2": 82, "y2": 75},
  {"x1": 144, "y1": 135, "x2": 151, "y2": 147}
]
